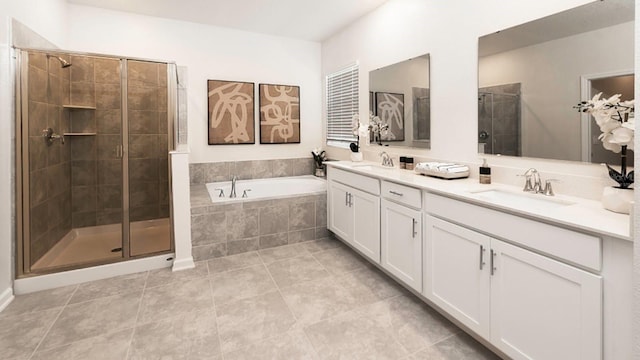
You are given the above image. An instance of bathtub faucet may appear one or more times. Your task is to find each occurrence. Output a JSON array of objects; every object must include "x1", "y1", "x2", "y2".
[{"x1": 230, "y1": 175, "x2": 238, "y2": 198}]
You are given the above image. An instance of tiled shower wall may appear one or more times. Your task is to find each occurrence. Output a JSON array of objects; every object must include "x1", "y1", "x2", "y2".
[
  {"x1": 28, "y1": 52, "x2": 72, "y2": 264},
  {"x1": 478, "y1": 83, "x2": 521, "y2": 156},
  {"x1": 68, "y1": 57, "x2": 170, "y2": 227},
  {"x1": 127, "y1": 60, "x2": 170, "y2": 222},
  {"x1": 69, "y1": 55, "x2": 124, "y2": 227},
  {"x1": 189, "y1": 158, "x2": 315, "y2": 184}
]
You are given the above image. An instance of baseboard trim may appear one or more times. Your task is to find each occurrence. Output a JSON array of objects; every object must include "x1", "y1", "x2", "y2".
[
  {"x1": 14, "y1": 253, "x2": 174, "y2": 295},
  {"x1": 172, "y1": 257, "x2": 195, "y2": 272},
  {"x1": 0, "y1": 287, "x2": 15, "y2": 313}
]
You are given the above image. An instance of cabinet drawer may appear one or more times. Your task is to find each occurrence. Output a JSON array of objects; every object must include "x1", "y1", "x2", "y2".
[
  {"x1": 329, "y1": 167, "x2": 380, "y2": 195},
  {"x1": 382, "y1": 180, "x2": 421, "y2": 209},
  {"x1": 424, "y1": 192, "x2": 602, "y2": 271}
]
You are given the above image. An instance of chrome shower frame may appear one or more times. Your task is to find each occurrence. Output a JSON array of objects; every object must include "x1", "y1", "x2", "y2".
[{"x1": 14, "y1": 47, "x2": 178, "y2": 277}]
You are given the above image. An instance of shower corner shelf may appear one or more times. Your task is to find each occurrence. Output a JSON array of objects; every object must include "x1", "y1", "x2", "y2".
[
  {"x1": 63, "y1": 132, "x2": 97, "y2": 136},
  {"x1": 63, "y1": 105, "x2": 97, "y2": 110}
]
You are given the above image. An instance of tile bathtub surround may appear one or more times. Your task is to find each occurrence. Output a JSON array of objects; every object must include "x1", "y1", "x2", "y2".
[
  {"x1": 190, "y1": 185, "x2": 328, "y2": 261},
  {"x1": 189, "y1": 157, "x2": 316, "y2": 184},
  {"x1": 0, "y1": 237, "x2": 500, "y2": 359}
]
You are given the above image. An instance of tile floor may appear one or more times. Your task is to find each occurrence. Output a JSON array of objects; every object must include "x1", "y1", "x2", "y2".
[{"x1": 1, "y1": 236, "x2": 501, "y2": 360}]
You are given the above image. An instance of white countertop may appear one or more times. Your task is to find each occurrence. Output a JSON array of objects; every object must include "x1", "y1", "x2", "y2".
[{"x1": 327, "y1": 161, "x2": 631, "y2": 241}]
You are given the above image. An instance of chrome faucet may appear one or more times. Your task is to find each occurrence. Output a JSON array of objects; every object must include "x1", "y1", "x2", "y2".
[
  {"x1": 380, "y1": 151, "x2": 394, "y2": 167},
  {"x1": 520, "y1": 168, "x2": 557, "y2": 196},
  {"x1": 230, "y1": 175, "x2": 238, "y2": 198}
]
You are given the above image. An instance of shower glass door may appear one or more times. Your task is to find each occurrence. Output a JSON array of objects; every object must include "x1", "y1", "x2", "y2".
[{"x1": 17, "y1": 49, "x2": 173, "y2": 276}]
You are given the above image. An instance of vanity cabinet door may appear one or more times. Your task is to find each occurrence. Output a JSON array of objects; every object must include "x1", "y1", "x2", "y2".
[
  {"x1": 381, "y1": 199, "x2": 422, "y2": 292},
  {"x1": 423, "y1": 215, "x2": 491, "y2": 338},
  {"x1": 328, "y1": 181, "x2": 353, "y2": 243},
  {"x1": 490, "y1": 239, "x2": 602, "y2": 360},
  {"x1": 351, "y1": 188, "x2": 380, "y2": 263}
]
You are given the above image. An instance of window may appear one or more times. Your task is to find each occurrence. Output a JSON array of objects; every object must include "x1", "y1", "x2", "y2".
[{"x1": 326, "y1": 63, "x2": 359, "y2": 147}]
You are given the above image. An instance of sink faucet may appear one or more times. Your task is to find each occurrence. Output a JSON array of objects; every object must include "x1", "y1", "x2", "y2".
[
  {"x1": 379, "y1": 152, "x2": 394, "y2": 167},
  {"x1": 521, "y1": 168, "x2": 557, "y2": 196},
  {"x1": 230, "y1": 175, "x2": 238, "y2": 198}
]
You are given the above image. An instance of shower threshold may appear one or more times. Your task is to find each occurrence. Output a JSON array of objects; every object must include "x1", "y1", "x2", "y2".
[{"x1": 31, "y1": 218, "x2": 171, "y2": 271}]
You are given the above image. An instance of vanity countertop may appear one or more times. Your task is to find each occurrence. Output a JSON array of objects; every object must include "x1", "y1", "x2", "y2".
[{"x1": 327, "y1": 161, "x2": 631, "y2": 241}]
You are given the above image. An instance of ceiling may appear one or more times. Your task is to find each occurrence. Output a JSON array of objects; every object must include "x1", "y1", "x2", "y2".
[{"x1": 66, "y1": 0, "x2": 388, "y2": 42}]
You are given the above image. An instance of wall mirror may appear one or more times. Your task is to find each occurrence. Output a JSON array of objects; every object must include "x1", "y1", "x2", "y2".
[
  {"x1": 478, "y1": 0, "x2": 634, "y2": 163},
  {"x1": 369, "y1": 54, "x2": 430, "y2": 149}
]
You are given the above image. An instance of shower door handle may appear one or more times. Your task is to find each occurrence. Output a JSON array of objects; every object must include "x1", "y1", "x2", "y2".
[{"x1": 116, "y1": 145, "x2": 124, "y2": 158}]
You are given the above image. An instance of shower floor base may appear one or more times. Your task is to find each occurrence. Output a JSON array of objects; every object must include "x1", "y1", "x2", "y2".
[{"x1": 32, "y1": 218, "x2": 171, "y2": 271}]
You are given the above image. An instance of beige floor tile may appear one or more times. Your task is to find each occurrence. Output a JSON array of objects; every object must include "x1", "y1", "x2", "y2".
[
  {"x1": 69, "y1": 272, "x2": 147, "y2": 304},
  {"x1": 300, "y1": 237, "x2": 343, "y2": 253},
  {"x1": 207, "y1": 251, "x2": 262, "y2": 274},
  {"x1": 279, "y1": 276, "x2": 367, "y2": 326},
  {"x1": 266, "y1": 254, "x2": 330, "y2": 288},
  {"x1": 129, "y1": 310, "x2": 221, "y2": 360},
  {"x1": 258, "y1": 243, "x2": 311, "y2": 264},
  {"x1": 0, "y1": 308, "x2": 61, "y2": 360},
  {"x1": 209, "y1": 264, "x2": 277, "y2": 305},
  {"x1": 0, "y1": 285, "x2": 76, "y2": 318},
  {"x1": 312, "y1": 246, "x2": 369, "y2": 276},
  {"x1": 224, "y1": 330, "x2": 318, "y2": 360},
  {"x1": 145, "y1": 261, "x2": 209, "y2": 289},
  {"x1": 336, "y1": 265, "x2": 407, "y2": 301},
  {"x1": 40, "y1": 291, "x2": 141, "y2": 350},
  {"x1": 216, "y1": 291, "x2": 296, "y2": 354},
  {"x1": 304, "y1": 301, "x2": 410, "y2": 360},
  {"x1": 407, "y1": 332, "x2": 501, "y2": 360},
  {"x1": 31, "y1": 328, "x2": 133, "y2": 360},
  {"x1": 138, "y1": 278, "x2": 213, "y2": 324}
]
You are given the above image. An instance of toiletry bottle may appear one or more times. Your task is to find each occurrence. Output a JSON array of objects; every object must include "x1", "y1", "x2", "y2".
[
  {"x1": 406, "y1": 157, "x2": 414, "y2": 170},
  {"x1": 399, "y1": 156, "x2": 406, "y2": 169},
  {"x1": 479, "y1": 158, "x2": 491, "y2": 184}
]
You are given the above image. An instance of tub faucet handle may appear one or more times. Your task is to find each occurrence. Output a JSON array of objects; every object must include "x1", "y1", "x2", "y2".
[
  {"x1": 242, "y1": 189, "x2": 252, "y2": 198},
  {"x1": 214, "y1": 188, "x2": 225, "y2": 197}
]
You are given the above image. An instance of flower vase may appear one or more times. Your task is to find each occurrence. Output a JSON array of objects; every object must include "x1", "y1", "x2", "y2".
[
  {"x1": 350, "y1": 152, "x2": 363, "y2": 162},
  {"x1": 601, "y1": 186, "x2": 634, "y2": 214},
  {"x1": 315, "y1": 167, "x2": 325, "y2": 178}
]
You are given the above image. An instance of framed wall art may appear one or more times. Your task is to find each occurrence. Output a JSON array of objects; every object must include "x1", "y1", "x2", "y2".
[
  {"x1": 259, "y1": 83, "x2": 300, "y2": 144},
  {"x1": 375, "y1": 92, "x2": 405, "y2": 141},
  {"x1": 207, "y1": 80, "x2": 255, "y2": 145}
]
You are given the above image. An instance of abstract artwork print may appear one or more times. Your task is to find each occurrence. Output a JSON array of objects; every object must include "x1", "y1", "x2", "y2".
[
  {"x1": 207, "y1": 80, "x2": 255, "y2": 145},
  {"x1": 259, "y1": 84, "x2": 300, "y2": 144},
  {"x1": 375, "y1": 92, "x2": 405, "y2": 141}
]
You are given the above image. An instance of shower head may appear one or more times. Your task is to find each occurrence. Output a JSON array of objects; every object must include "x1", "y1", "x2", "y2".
[{"x1": 47, "y1": 55, "x2": 72, "y2": 68}]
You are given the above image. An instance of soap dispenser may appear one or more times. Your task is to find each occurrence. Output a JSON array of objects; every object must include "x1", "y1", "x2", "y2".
[{"x1": 479, "y1": 158, "x2": 491, "y2": 184}]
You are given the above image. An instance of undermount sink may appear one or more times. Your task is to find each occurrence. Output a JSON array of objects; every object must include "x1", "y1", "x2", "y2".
[
  {"x1": 351, "y1": 164, "x2": 393, "y2": 171},
  {"x1": 469, "y1": 189, "x2": 575, "y2": 211}
]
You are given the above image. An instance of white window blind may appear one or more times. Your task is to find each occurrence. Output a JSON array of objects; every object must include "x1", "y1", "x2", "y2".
[{"x1": 326, "y1": 63, "x2": 359, "y2": 146}]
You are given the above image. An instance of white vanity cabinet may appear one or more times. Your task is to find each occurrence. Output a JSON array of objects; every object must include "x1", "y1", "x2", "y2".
[
  {"x1": 424, "y1": 194, "x2": 603, "y2": 360},
  {"x1": 327, "y1": 168, "x2": 381, "y2": 263},
  {"x1": 380, "y1": 181, "x2": 422, "y2": 292}
]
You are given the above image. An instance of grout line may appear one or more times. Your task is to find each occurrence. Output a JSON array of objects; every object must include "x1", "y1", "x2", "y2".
[
  {"x1": 123, "y1": 270, "x2": 150, "y2": 359},
  {"x1": 209, "y1": 271, "x2": 225, "y2": 360},
  {"x1": 27, "y1": 284, "x2": 80, "y2": 359}
]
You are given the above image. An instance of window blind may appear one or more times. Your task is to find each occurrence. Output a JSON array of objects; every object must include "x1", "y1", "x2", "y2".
[{"x1": 326, "y1": 63, "x2": 359, "y2": 146}]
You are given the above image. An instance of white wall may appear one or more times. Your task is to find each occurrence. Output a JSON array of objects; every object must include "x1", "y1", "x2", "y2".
[
  {"x1": 321, "y1": 0, "x2": 624, "y2": 200},
  {"x1": 65, "y1": 5, "x2": 323, "y2": 163},
  {"x1": 0, "y1": 1, "x2": 69, "y2": 309},
  {"x1": 479, "y1": 21, "x2": 634, "y2": 161}
]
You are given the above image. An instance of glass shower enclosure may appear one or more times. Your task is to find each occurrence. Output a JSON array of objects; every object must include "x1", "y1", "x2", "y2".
[{"x1": 15, "y1": 49, "x2": 177, "y2": 276}]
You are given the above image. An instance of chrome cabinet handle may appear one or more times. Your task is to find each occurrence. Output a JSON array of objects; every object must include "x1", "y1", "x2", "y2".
[
  {"x1": 412, "y1": 219, "x2": 417, "y2": 238},
  {"x1": 490, "y1": 249, "x2": 496, "y2": 275},
  {"x1": 479, "y1": 245, "x2": 486, "y2": 270},
  {"x1": 389, "y1": 190, "x2": 403, "y2": 196},
  {"x1": 345, "y1": 192, "x2": 348, "y2": 206},
  {"x1": 348, "y1": 193, "x2": 353, "y2": 207}
]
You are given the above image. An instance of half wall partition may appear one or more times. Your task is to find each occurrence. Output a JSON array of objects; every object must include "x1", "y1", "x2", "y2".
[{"x1": 15, "y1": 49, "x2": 177, "y2": 276}]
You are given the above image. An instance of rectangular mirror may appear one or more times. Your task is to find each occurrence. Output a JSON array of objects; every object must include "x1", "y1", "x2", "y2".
[
  {"x1": 369, "y1": 54, "x2": 430, "y2": 148},
  {"x1": 478, "y1": 0, "x2": 634, "y2": 163}
]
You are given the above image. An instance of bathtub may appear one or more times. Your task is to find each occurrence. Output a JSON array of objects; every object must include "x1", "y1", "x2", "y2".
[{"x1": 205, "y1": 175, "x2": 326, "y2": 203}]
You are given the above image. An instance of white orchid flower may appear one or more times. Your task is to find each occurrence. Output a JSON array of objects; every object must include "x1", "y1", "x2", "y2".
[
  {"x1": 599, "y1": 133, "x2": 623, "y2": 153},
  {"x1": 610, "y1": 127, "x2": 634, "y2": 145},
  {"x1": 599, "y1": 119, "x2": 621, "y2": 133}
]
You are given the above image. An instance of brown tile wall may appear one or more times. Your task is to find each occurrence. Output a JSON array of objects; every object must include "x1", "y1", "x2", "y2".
[
  {"x1": 28, "y1": 52, "x2": 72, "y2": 265},
  {"x1": 127, "y1": 60, "x2": 170, "y2": 222},
  {"x1": 189, "y1": 158, "x2": 315, "y2": 185}
]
